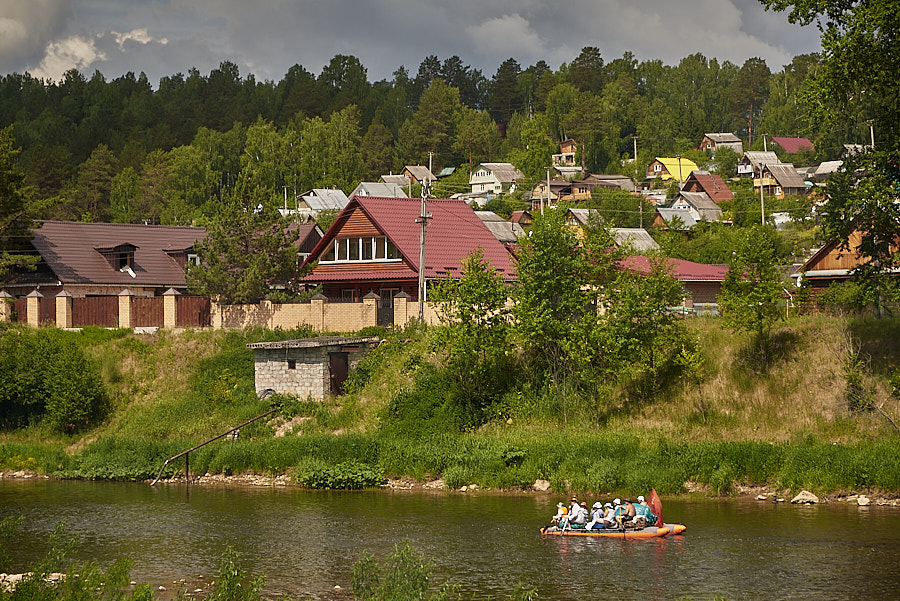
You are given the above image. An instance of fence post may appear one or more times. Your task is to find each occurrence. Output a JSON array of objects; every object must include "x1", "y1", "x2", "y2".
[
  {"x1": 393, "y1": 291, "x2": 410, "y2": 327},
  {"x1": 311, "y1": 293, "x2": 326, "y2": 332},
  {"x1": 118, "y1": 288, "x2": 134, "y2": 329},
  {"x1": 0, "y1": 290, "x2": 11, "y2": 323},
  {"x1": 362, "y1": 291, "x2": 379, "y2": 328},
  {"x1": 26, "y1": 290, "x2": 42, "y2": 327},
  {"x1": 55, "y1": 290, "x2": 74, "y2": 328},
  {"x1": 163, "y1": 288, "x2": 179, "y2": 329}
]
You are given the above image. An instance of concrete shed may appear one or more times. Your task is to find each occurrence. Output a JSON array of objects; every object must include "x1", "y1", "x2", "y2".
[{"x1": 247, "y1": 336, "x2": 380, "y2": 399}]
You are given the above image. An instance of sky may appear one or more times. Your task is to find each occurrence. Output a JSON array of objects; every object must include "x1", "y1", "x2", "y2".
[{"x1": 0, "y1": 0, "x2": 823, "y2": 86}]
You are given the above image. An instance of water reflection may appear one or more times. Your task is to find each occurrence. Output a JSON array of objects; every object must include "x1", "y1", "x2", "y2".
[{"x1": 2, "y1": 480, "x2": 899, "y2": 600}]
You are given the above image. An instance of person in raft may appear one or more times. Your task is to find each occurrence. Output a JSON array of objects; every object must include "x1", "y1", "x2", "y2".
[
  {"x1": 615, "y1": 499, "x2": 637, "y2": 529},
  {"x1": 602, "y1": 502, "x2": 617, "y2": 527},
  {"x1": 585, "y1": 502, "x2": 606, "y2": 530},
  {"x1": 633, "y1": 495, "x2": 657, "y2": 525},
  {"x1": 561, "y1": 497, "x2": 587, "y2": 529},
  {"x1": 550, "y1": 502, "x2": 568, "y2": 525}
]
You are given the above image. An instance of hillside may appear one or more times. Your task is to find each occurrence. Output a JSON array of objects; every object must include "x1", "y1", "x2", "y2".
[{"x1": 1, "y1": 316, "x2": 899, "y2": 495}]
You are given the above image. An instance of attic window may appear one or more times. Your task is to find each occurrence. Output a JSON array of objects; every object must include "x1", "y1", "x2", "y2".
[
  {"x1": 96, "y1": 244, "x2": 137, "y2": 271},
  {"x1": 320, "y1": 237, "x2": 401, "y2": 263}
]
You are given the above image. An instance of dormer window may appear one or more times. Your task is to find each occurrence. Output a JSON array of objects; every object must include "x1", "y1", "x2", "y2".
[{"x1": 96, "y1": 244, "x2": 137, "y2": 271}]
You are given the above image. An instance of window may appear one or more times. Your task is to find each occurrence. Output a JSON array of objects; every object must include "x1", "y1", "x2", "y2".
[
  {"x1": 287, "y1": 359, "x2": 296, "y2": 370},
  {"x1": 342, "y1": 289, "x2": 355, "y2": 302},
  {"x1": 320, "y1": 236, "x2": 402, "y2": 263},
  {"x1": 187, "y1": 253, "x2": 200, "y2": 266},
  {"x1": 653, "y1": 164, "x2": 662, "y2": 172}
]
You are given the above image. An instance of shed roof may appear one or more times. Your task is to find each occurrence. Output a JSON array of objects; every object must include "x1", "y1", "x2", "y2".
[
  {"x1": 246, "y1": 335, "x2": 380, "y2": 350},
  {"x1": 380, "y1": 174, "x2": 409, "y2": 186}
]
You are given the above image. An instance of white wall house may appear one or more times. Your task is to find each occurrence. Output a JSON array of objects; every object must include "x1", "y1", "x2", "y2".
[{"x1": 469, "y1": 162, "x2": 524, "y2": 195}]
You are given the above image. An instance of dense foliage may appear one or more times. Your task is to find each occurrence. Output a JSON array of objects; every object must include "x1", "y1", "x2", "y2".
[{"x1": 0, "y1": 326, "x2": 110, "y2": 432}]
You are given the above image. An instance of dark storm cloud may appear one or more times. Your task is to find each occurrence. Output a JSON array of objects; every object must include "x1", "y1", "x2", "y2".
[{"x1": 1, "y1": 0, "x2": 821, "y2": 85}]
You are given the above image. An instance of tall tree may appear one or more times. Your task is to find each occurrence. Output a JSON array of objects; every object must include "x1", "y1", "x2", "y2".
[
  {"x1": 454, "y1": 107, "x2": 500, "y2": 175},
  {"x1": 506, "y1": 113, "x2": 556, "y2": 181},
  {"x1": 718, "y1": 225, "x2": 785, "y2": 369},
  {"x1": 567, "y1": 47, "x2": 606, "y2": 94},
  {"x1": 360, "y1": 112, "x2": 395, "y2": 180},
  {"x1": 0, "y1": 126, "x2": 47, "y2": 283},
  {"x1": 186, "y1": 176, "x2": 300, "y2": 304},
  {"x1": 728, "y1": 58, "x2": 771, "y2": 146},
  {"x1": 488, "y1": 58, "x2": 522, "y2": 126}
]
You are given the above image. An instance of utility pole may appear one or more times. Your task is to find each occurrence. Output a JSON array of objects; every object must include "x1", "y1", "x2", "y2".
[
  {"x1": 759, "y1": 163, "x2": 766, "y2": 225},
  {"x1": 544, "y1": 168, "x2": 550, "y2": 215},
  {"x1": 762, "y1": 133, "x2": 768, "y2": 152},
  {"x1": 868, "y1": 120, "x2": 876, "y2": 149},
  {"x1": 676, "y1": 154, "x2": 683, "y2": 184},
  {"x1": 417, "y1": 154, "x2": 433, "y2": 321},
  {"x1": 633, "y1": 135, "x2": 638, "y2": 164}
]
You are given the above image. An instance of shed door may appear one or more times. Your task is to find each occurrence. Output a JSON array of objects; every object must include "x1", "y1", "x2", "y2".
[{"x1": 329, "y1": 352, "x2": 349, "y2": 395}]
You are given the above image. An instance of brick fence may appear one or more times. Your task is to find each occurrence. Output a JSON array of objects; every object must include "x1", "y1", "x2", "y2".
[{"x1": 0, "y1": 290, "x2": 443, "y2": 332}]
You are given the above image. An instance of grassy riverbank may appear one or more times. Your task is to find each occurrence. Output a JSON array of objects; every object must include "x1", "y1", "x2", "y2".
[{"x1": 1, "y1": 315, "x2": 899, "y2": 497}]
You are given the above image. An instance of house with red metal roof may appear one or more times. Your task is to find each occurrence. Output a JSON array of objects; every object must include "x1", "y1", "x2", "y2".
[
  {"x1": 771, "y1": 137, "x2": 814, "y2": 155},
  {"x1": 682, "y1": 172, "x2": 733, "y2": 204},
  {"x1": 621, "y1": 255, "x2": 729, "y2": 310},
  {"x1": 301, "y1": 196, "x2": 516, "y2": 305}
]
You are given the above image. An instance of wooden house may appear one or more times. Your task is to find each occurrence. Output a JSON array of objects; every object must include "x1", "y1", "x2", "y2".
[
  {"x1": 301, "y1": 196, "x2": 516, "y2": 305},
  {"x1": 697, "y1": 133, "x2": 743, "y2": 154}
]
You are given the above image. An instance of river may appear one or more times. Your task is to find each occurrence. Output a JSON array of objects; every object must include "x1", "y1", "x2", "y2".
[{"x1": 2, "y1": 479, "x2": 899, "y2": 600}]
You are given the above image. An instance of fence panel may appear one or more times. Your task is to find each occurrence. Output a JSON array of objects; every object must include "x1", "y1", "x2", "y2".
[
  {"x1": 39, "y1": 297, "x2": 56, "y2": 325},
  {"x1": 133, "y1": 297, "x2": 164, "y2": 327},
  {"x1": 177, "y1": 296, "x2": 211, "y2": 327},
  {"x1": 13, "y1": 299, "x2": 26, "y2": 322},
  {"x1": 72, "y1": 296, "x2": 118, "y2": 327}
]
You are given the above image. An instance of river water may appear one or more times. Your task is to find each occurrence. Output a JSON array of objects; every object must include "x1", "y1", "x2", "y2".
[{"x1": 2, "y1": 479, "x2": 899, "y2": 600}]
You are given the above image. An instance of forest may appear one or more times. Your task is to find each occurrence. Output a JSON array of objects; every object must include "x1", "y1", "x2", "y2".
[{"x1": 0, "y1": 47, "x2": 868, "y2": 226}]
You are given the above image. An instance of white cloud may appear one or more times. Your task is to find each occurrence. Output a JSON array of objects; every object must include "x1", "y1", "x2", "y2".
[
  {"x1": 0, "y1": 0, "x2": 73, "y2": 74},
  {"x1": 465, "y1": 14, "x2": 549, "y2": 62},
  {"x1": 30, "y1": 35, "x2": 106, "y2": 82},
  {"x1": 111, "y1": 28, "x2": 168, "y2": 50}
]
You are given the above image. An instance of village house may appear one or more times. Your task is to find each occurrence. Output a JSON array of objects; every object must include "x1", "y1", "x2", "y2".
[
  {"x1": 3, "y1": 221, "x2": 206, "y2": 300},
  {"x1": 401, "y1": 165, "x2": 437, "y2": 184},
  {"x1": 771, "y1": 136, "x2": 814, "y2": 156},
  {"x1": 681, "y1": 172, "x2": 733, "y2": 203},
  {"x1": 652, "y1": 207, "x2": 698, "y2": 230},
  {"x1": 300, "y1": 196, "x2": 516, "y2": 310},
  {"x1": 737, "y1": 151, "x2": 781, "y2": 178},
  {"x1": 469, "y1": 162, "x2": 525, "y2": 196},
  {"x1": 756, "y1": 163, "x2": 808, "y2": 198},
  {"x1": 697, "y1": 133, "x2": 743, "y2": 154},
  {"x1": 671, "y1": 191, "x2": 723, "y2": 222},
  {"x1": 289, "y1": 188, "x2": 350, "y2": 220},
  {"x1": 621, "y1": 255, "x2": 728, "y2": 313},
  {"x1": 792, "y1": 230, "x2": 900, "y2": 296},
  {"x1": 351, "y1": 181, "x2": 407, "y2": 198},
  {"x1": 646, "y1": 157, "x2": 699, "y2": 183}
]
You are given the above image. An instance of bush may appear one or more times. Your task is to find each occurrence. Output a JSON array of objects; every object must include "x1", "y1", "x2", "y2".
[
  {"x1": 293, "y1": 458, "x2": 385, "y2": 489},
  {"x1": 0, "y1": 327, "x2": 110, "y2": 432}
]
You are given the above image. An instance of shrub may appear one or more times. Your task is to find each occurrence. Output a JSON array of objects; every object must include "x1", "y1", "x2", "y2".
[
  {"x1": 0, "y1": 327, "x2": 110, "y2": 432},
  {"x1": 293, "y1": 458, "x2": 385, "y2": 489}
]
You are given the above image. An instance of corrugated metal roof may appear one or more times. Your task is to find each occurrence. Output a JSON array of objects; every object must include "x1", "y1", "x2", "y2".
[
  {"x1": 656, "y1": 207, "x2": 698, "y2": 229},
  {"x1": 480, "y1": 220, "x2": 526, "y2": 244},
  {"x1": 622, "y1": 256, "x2": 728, "y2": 281},
  {"x1": 380, "y1": 174, "x2": 409, "y2": 186},
  {"x1": 705, "y1": 133, "x2": 742, "y2": 143},
  {"x1": 684, "y1": 172, "x2": 733, "y2": 203},
  {"x1": 403, "y1": 165, "x2": 436, "y2": 182},
  {"x1": 350, "y1": 182, "x2": 408, "y2": 198},
  {"x1": 766, "y1": 163, "x2": 807, "y2": 189},
  {"x1": 611, "y1": 228, "x2": 659, "y2": 252},
  {"x1": 476, "y1": 162, "x2": 524, "y2": 183},
  {"x1": 247, "y1": 335, "x2": 380, "y2": 350},
  {"x1": 27, "y1": 221, "x2": 206, "y2": 287},
  {"x1": 815, "y1": 161, "x2": 843, "y2": 176},
  {"x1": 655, "y1": 157, "x2": 699, "y2": 180},
  {"x1": 743, "y1": 151, "x2": 781, "y2": 169},
  {"x1": 300, "y1": 189, "x2": 350, "y2": 211},
  {"x1": 305, "y1": 197, "x2": 516, "y2": 281},
  {"x1": 772, "y1": 137, "x2": 814, "y2": 154}
]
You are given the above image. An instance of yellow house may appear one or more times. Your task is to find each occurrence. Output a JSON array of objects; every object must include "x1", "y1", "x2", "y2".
[{"x1": 646, "y1": 157, "x2": 699, "y2": 182}]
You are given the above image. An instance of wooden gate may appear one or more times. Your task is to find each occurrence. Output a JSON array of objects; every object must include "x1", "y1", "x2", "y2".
[
  {"x1": 39, "y1": 296, "x2": 56, "y2": 325},
  {"x1": 72, "y1": 297, "x2": 118, "y2": 327},
  {"x1": 329, "y1": 352, "x2": 349, "y2": 395},
  {"x1": 13, "y1": 299, "x2": 26, "y2": 322},
  {"x1": 177, "y1": 296, "x2": 211, "y2": 327},
  {"x1": 133, "y1": 297, "x2": 163, "y2": 327}
]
